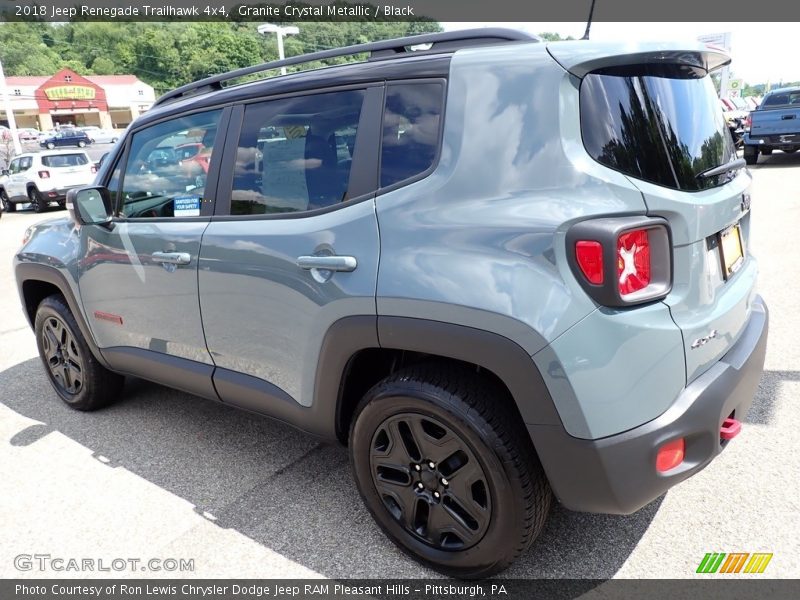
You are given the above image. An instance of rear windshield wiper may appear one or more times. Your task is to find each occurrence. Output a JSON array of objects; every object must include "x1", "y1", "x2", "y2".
[{"x1": 696, "y1": 158, "x2": 746, "y2": 179}]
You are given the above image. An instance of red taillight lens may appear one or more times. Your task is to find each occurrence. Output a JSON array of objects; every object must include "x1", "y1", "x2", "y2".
[
  {"x1": 656, "y1": 438, "x2": 685, "y2": 472},
  {"x1": 617, "y1": 229, "x2": 651, "y2": 296},
  {"x1": 575, "y1": 240, "x2": 604, "y2": 284},
  {"x1": 745, "y1": 114, "x2": 751, "y2": 129},
  {"x1": 91, "y1": 165, "x2": 97, "y2": 173},
  {"x1": 38, "y1": 170, "x2": 50, "y2": 179}
]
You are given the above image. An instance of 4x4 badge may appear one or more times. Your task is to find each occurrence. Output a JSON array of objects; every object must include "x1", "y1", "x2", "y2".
[{"x1": 691, "y1": 330, "x2": 718, "y2": 349}]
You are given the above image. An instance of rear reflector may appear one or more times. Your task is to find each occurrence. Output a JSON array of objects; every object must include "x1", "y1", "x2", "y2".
[
  {"x1": 38, "y1": 170, "x2": 50, "y2": 179},
  {"x1": 617, "y1": 229, "x2": 651, "y2": 296},
  {"x1": 656, "y1": 438, "x2": 685, "y2": 472},
  {"x1": 575, "y1": 240, "x2": 604, "y2": 284}
]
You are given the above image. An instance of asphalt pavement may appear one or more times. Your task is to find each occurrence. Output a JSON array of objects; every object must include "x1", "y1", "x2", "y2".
[{"x1": 0, "y1": 153, "x2": 798, "y2": 579}]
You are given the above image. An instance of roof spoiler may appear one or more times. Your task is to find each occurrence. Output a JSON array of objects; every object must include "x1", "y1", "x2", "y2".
[{"x1": 547, "y1": 41, "x2": 731, "y2": 78}]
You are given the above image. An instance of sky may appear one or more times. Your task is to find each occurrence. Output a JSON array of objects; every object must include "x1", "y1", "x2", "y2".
[{"x1": 443, "y1": 22, "x2": 800, "y2": 86}]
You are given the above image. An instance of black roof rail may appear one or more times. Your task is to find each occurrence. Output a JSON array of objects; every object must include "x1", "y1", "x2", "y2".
[{"x1": 153, "y1": 28, "x2": 537, "y2": 107}]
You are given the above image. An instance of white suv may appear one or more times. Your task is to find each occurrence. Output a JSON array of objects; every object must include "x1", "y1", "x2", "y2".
[{"x1": 0, "y1": 150, "x2": 96, "y2": 213}]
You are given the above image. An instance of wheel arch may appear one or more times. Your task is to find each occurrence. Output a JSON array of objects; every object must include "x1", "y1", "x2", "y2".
[
  {"x1": 15, "y1": 262, "x2": 111, "y2": 369},
  {"x1": 324, "y1": 316, "x2": 562, "y2": 445}
]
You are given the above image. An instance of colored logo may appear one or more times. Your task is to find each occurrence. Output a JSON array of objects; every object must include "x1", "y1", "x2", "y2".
[{"x1": 697, "y1": 552, "x2": 773, "y2": 574}]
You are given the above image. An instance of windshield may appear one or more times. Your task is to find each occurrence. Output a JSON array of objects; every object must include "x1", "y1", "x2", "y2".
[{"x1": 580, "y1": 65, "x2": 736, "y2": 191}]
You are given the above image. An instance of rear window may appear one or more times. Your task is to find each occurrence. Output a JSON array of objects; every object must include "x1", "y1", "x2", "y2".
[
  {"x1": 580, "y1": 65, "x2": 736, "y2": 191},
  {"x1": 42, "y1": 154, "x2": 89, "y2": 168},
  {"x1": 761, "y1": 90, "x2": 800, "y2": 108}
]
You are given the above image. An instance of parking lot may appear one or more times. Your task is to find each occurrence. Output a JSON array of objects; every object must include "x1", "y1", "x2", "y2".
[{"x1": 0, "y1": 153, "x2": 798, "y2": 579}]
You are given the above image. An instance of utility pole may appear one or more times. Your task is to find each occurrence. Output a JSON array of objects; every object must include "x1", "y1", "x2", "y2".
[
  {"x1": 0, "y1": 58, "x2": 22, "y2": 155},
  {"x1": 258, "y1": 24, "x2": 300, "y2": 75}
]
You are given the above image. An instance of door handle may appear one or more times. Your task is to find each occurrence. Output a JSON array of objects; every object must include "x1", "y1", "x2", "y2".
[
  {"x1": 296, "y1": 255, "x2": 357, "y2": 272},
  {"x1": 152, "y1": 251, "x2": 191, "y2": 265}
]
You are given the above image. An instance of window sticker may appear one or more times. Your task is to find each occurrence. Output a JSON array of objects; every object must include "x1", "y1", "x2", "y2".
[{"x1": 174, "y1": 195, "x2": 201, "y2": 217}]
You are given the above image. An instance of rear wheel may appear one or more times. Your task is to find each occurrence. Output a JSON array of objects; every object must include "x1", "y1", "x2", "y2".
[
  {"x1": 78, "y1": 140, "x2": 86, "y2": 148},
  {"x1": 349, "y1": 364, "x2": 551, "y2": 578},
  {"x1": 743, "y1": 145, "x2": 759, "y2": 165},
  {"x1": 46, "y1": 142, "x2": 55, "y2": 149},
  {"x1": 34, "y1": 295, "x2": 124, "y2": 411},
  {"x1": 784, "y1": 148, "x2": 798, "y2": 154},
  {"x1": 28, "y1": 188, "x2": 45, "y2": 213}
]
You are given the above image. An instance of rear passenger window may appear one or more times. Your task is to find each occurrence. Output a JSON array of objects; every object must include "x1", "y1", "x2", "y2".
[
  {"x1": 380, "y1": 82, "x2": 444, "y2": 188},
  {"x1": 231, "y1": 90, "x2": 364, "y2": 215}
]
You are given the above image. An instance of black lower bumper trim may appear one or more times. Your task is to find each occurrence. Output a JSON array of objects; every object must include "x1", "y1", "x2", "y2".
[{"x1": 530, "y1": 295, "x2": 769, "y2": 515}]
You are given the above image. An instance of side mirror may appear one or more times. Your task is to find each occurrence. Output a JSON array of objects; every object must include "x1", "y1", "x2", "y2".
[
  {"x1": 67, "y1": 186, "x2": 113, "y2": 226},
  {"x1": 1, "y1": 169, "x2": 8, "y2": 176}
]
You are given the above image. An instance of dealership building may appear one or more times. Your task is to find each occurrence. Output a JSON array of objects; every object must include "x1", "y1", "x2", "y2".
[{"x1": 4, "y1": 68, "x2": 156, "y2": 130}]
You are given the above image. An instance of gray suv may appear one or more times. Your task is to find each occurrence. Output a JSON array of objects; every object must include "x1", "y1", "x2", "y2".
[{"x1": 14, "y1": 30, "x2": 768, "y2": 578}]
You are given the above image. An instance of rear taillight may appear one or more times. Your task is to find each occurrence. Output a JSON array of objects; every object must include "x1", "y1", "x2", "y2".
[
  {"x1": 575, "y1": 241, "x2": 604, "y2": 284},
  {"x1": 567, "y1": 217, "x2": 672, "y2": 307},
  {"x1": 617, "y1": 229, "x2": 651, "y2": 296},
  {"x1": 91, "y1": 165, "x2": 97, "y2": 174},
  {"x1": 38, "y1": 170, "x2": 50, "y2": 179},
  {"x1": 745, "y1": 113, "x2": 752, "y2": 129}
]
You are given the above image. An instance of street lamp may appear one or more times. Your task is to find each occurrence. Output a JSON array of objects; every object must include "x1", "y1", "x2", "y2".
[{"x1": 257, "y1": 24, "x2": 300, "y2": 75}]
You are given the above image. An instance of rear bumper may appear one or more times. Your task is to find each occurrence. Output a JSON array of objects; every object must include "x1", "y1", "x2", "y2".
[
  {"x1": 530, "y1": 295, "x2": 768, "y2": 514},
  {"x1": 41, "y1": 186, "x2": 82, "y2": 202}
]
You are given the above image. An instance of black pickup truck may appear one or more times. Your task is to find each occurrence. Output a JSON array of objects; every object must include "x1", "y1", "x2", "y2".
[{"x1": 744, "y1": 86, "x2": 800, "y2": 164}]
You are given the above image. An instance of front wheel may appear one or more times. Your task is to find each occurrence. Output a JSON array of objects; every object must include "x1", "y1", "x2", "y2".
[
  {"x1": 35, "y1": 295, "x2": 124, "y2": 411},
  {"x1": 78, "y1": 140, "x2": 86, "y2": 147},
  {"x1": 46, "y1": 142, "x2": 55, "y2": 149},
  {"x1": 783, "y1": 148, "x2": 798, "y2": 154},
  {"x1": 349, "y1": 364, "x2": 551, "y2": 578},
  {"x1": 0, "y1": 189, "x2": 13, "y2": 212}
]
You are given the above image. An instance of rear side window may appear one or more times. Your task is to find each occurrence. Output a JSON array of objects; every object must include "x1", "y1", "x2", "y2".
[
  {"x1": 231, "y1": 89, "x2": 365, "y2": 215},
  {"x1": 380, "y1": 82, "x2": 444, "y2": 188},
  {"x1": 581, "y1": 65, "x2": 736, "y2": 191},
  {"x1": 42, "y1": 154, "x2": 88, "y2": 168}
]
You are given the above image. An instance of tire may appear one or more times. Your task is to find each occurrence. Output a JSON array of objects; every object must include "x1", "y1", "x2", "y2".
[
  {"x1": 28, "y1": 188, "x2": 45, "y2": 213},
  {"x1": 34, "y1": 295, "x2": 124, "y2": 411},
  {"x1": 349, "y1": 363, "x2": 551, "y2": 578},
  {"x1": 0, "y1": 189, "x2": 13, "y2": 212},
  {"x1": 46, "y1": 142, "x2": 55, "y2": 149},
  {"x1": 784, "y1": 148, "x2": 798, "y2": 154},
  {"x1": 57, "y1": 200, "x2": 67, "y2": 210},
  {"x1": 743, "y1": 145, "x2": 759, "y2": 165},
  {"x1": 78, "y1": 140, "x2": 86, "y2": 147},
  {"x1": 761, "y1": 147, "x2": 773, "y2": 156}
]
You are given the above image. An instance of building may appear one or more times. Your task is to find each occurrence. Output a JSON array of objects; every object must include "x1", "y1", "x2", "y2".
[{"x1": 4, "y1": 68, "x2": 155, "y2": 131}]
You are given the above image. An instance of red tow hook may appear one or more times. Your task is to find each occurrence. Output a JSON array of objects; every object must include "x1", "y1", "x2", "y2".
[{"x1": 720, "y1": 417, "x2": 742, "y2": 441}]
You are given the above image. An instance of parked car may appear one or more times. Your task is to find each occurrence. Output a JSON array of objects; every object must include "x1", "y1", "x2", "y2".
[
  {"x1": 16, "y1": 128, "x2": 41, "y2": 143},
  {"x1": 743, "y1": 86, "x2": 800, "y2": 164},
  {"x1": 14, "y1": 30, "x2": 768, "y2": 578},
  {"x1": 39, "y1": 129, "x2": 92, "y2": 149},
  {"x1": 0, "y1": 150, "x2": 96, "y2": 212},
  {"x1": 79, "y1": 126, "x2": 119, "y2": 144}
]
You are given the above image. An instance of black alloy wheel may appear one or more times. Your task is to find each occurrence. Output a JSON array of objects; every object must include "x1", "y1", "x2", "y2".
[
  {"x1": 369, "y1": 412, "x2": 491, "y2": 551},
  {"x1": 40, "y1": 314, "x2": 84, "y2": 396}
]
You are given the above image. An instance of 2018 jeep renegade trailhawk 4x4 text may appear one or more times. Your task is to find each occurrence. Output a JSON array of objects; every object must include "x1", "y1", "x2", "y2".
[{"x1": 14, "y1": 30, "x2": 768, "y2": 578}]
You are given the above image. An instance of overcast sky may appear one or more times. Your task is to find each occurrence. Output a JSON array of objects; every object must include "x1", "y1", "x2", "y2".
[{"x1": 444, "y1": 22, "x2": 800, "y2": 85}]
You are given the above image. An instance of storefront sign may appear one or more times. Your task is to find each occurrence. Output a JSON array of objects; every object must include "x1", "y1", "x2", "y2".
[{"x1": 44, "y1": 86, "x2": 96, "y2": 101}]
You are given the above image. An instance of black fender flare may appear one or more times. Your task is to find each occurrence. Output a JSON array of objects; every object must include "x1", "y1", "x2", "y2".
[{"x1": 15, "y1": 261, "x2": 112, "y2": 369}]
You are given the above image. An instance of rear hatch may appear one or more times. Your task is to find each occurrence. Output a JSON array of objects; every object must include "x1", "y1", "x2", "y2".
[
  {"x1": 552, "y1": 41, "x2": 758, "y2": 383},
  {"x1": 41, "y1": 152, "x2": 94, "y2": 188}
]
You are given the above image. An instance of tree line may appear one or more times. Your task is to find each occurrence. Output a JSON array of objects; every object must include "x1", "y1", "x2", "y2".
[{"x1": 0, "y1": 21, "x2": 442, "y2": 93}]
